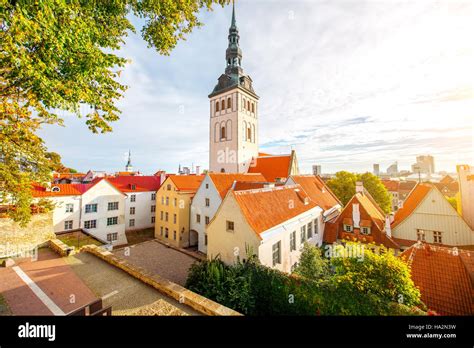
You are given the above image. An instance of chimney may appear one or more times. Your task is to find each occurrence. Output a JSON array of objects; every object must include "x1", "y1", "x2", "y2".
[
  {"x1": 355, "y1": 181, "x2": 364, "y2": 194},
  {"x1": 385, "y1": 216, "x2": 392, "y2": 237},
  {"x1": 352, "y1": 203, "x2": 360, "y2": 228}
]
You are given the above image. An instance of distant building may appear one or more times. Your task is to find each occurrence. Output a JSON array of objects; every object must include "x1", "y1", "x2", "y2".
[
  {"x1": 373, "y1": 164, "x2": 380, "y2": 176},
  {"x1": 381, "y1": 179, "x2": 400, "y2": 212},
  {"x1": 125, "y1": 150, "x2": 133, "y2": 172},
  {"x1": 457, "y1": 164, "x2": 474, "y2": 230},
  {"x1": 387, "y1": 162, "x2": 398, "y2": 176},
  {"x1": 247, "y1": 151, "x2": 299, "y2": 182},
  {"x1": 312, "y1": 165, "x2": 322, "y2": 176},
  {"x1": 411, "y1": 155, "x2": 435, "y2": 175}
]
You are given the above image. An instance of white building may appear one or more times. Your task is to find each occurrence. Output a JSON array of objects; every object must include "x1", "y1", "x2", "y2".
[
  {"x1": 33, "y1": 179, "x2": 128, "y2": 245},
  {"x1": 208, "y1": 3, "x2": 259, "y2": 173},
  {"x1": 457, "y1": 164, "x2": 474, "y2": 231},
  {"x1": 108, "y1": 176, "x2": 162, "y2": 231},
  {"x1": 190, "y1": 173, "x2": 266, "y2": 253},
  {"x1": 207, "y1": 185, "x2": 324, "y2": 273}
]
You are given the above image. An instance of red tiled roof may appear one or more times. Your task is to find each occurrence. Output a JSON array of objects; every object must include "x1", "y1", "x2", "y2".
[
  {"x1": 399, "y1": 181, "x2": 417, "y2": 192},
  {"x1": 108, "y1": 176, "x2": 162, "y2": 193},
  {"x1": 208, "y1": 173, "x2": 266, "y2": 199},
  {"x1": 440, "y1": 175, "x2": 455, "y2": 184},
  {"x1": 232, "y1": 181, "x2": 284, "y2": 191},
  {"x1": 232, "y1": 185, "x2": 318, "y2": 237},
  {"x1": 52, "y1": 172, "x2": 86, "y2": 179},
  {"x1": 289, "y1": 175, "x2": 341, "y2": 211},
  {"x1": 168, "y1": 175, "x2": 204, "y2": 192},
  {"x1": 32, "y1": 183, "x2": 95, "y2": 197},
  {"x1": 248, "y1": 154, "x2": 292, "y2": 182},
  {"x1": 400, "y1": 243, "x2": 474, "y2": 315},
  {"x1": 381, "y1": 179, "x2": 400, "y2": 192},
  {"x1": 391, "y1": 183, "x2": 432, "y2": 229}
]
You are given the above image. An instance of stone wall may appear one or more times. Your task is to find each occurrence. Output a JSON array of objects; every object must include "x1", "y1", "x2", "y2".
[
  {"x1": 81, "y1": 244, "x2": 242, "y2": 316},
  {"x1": 0, "y1": 213, "x2": 54, "y2": 258},
  {"x1": 49, "y1": 238, "x2": 73, "y2": 257}
]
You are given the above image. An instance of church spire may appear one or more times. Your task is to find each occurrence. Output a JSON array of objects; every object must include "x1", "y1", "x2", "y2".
[
  {"x1": 125, "y1": 150, "x2": 133, "y2": 172},
  {"x1": 225, "y1": 0, "x2": 242, "y2": 75}
]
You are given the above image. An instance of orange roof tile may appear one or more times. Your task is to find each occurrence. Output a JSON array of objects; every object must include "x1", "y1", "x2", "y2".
[
  {"x1": 381, "y1": 179, "x2": 400, "y2": 192},
  {"x1": 108, "y1": 176, "x2": 162, "y2": 192},
  {"x1": 168, "y1": 175, "x2": 204, "y2": 192},
  {"x1": 248, "y1": 154, "x2": 292, "y2": 182},
  {"x1": 52, "y1": 172, "x2": 86, "y2": 179},
  {"x1": 440, "y1": 175, "x2": 455, "y2": 184},
  {"x1": 288, "y1": 175, "x2": 341, "y2": 211},
  {"x1": 400, "y1": 243, "x2": 474, "y2": 315},
  {"x1": 32, "y1": 183, "x2": 95, "y2": 197},
  {"x1": 208, "y1": 173, "x2": 266, "y2": 199},
  {"x1": 391, "y1": 183, "x2": 432, "y2": 229},
  {"x1": 232, "y1": 185, "x2": 318, "y2": 236}
]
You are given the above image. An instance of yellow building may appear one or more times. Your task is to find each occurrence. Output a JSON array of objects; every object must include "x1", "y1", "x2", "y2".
[{"x1": 154, "y1": 175, "x2": 204, "y2": 248}]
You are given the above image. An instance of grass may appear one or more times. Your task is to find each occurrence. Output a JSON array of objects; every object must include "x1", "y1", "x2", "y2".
[
  {"x1": 58, "y1": 233, "x2": 103, "y2": 248},
  {"x1": 0, "y1": 294, "x2": 12, "y2": 316},
  {"x1": 125, "y1": 228, "x2": 155, "y2": 245}
]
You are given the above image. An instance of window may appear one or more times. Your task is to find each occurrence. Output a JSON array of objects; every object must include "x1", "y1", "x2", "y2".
[
  {"x1": 247, "y1": 100, "x2": 250, "y2": 111},
  {"x1": 107, "y1": 216, "x2": 118, "y2": 226},
  {"x1": 151, "y1": 193, "x2": 156, "y2": 201},
  {"x1": 416, "y1": 229, "x2": 426, "y2": 241},
  {"x1": 160, "y1": 227, "x2": 163, "y2": 236},
  {"x1": 215, "y1": 100, "x2": 220, "y2": 112},
  {"x1": 131, "y1": 184, "x2": 136, "y2": 190},
  {"x1": 65, "y1": 203, "x2": 74, "y2": 213},
  {"x1": 165, "y1": 228, "x2": 169, "y2": 238},
  {"x1": 108, "y1": 202, "x2": 119, "y2": 211},
  {"x1": 247, "y1": 127, "x2": 251, "y2": 141},
  {"x1": 130, "y1": 207, "x2": 135, "y2": 215},
  {"x1": 107, "y1": 233, "x2": 118, "y2": 242},
  {"x1": 129, "y1": 219, "x2": 135, "y2": 227},
  {"x1": 314, "y1": 219, "x2": 319, "y2": 234},
  {"x1": 205, "y1": 198, "x2": 210, "y2": 207},
  {"x1": 251, "y1": 103, "x2": 255, "y2": 113},
  {"x1": 205, "y1": 183, "x2": 209, "y2": 189},
  {"x1": 196, "y1": 214, "x2": 201, "y2": 223},
  {"x1": 84, "y1": 220, "x2": 97, "y2": 229},
  {"x1": 307, "y1": 222, "x2": 313, "y2": 238},
  {"x1": 151, "y1": 205, "x2": 156, "y2": 213},
  {"x1": 85, "y1": 204, "x2": 97, "y2": 213},
  {"x1": 361, "y1": 227, "x2": 371, "y2": 235},
  {"x1": 167, "y1": 184, "x2": 171, "y2": 191},
  {"x1": 205, "y1": 216, "x2": 210, "y2": 225},
  {"x1": 272, "y1": 241, "x2": 281, "y2": 266},
  {"x1": 433, "y1": 231, "x2": 442, "y2": 244},
  {"x1": 221, "y1": 126, "x2": 226, "y2": 140},
  {"x1": 130, "y1": 194, "x2": 136, "y2": 202},
  {"x1": 226, "y1": 220, "x2": 234, "y2": 232},
  {"x1": 173, "y1": 231, "x2": 177, "y2": 240},
  {"x1": 227, "y1": 97, "x2": 232, "y2": 109},
  {"x1": 300, "y1": 225, "x2": 307, "y2": 243},
  {"x1": 205, "y1": 234, "x2": 208, "y2": 245},
  {"x1": 64, "y1": 220, "x2": 73, "y2": 230},
  {"x1": 160, "y1": 211, "x2": 164, "y2": 221},
  {"x1": 161, "y1": 196, "x2": 165, "y2": 204},
  {"x1": 343, "y1": 224, "x2": 353, "y2": 232},
  {"x1": 51, "y1": 186, "x2": 60, "y2": 192},
  {"x1": 174, "y1": 198, "x2": 177, "y2": 206},
  {"x1": 173, "y1": 214, "x2": 177, "y2": 224},
  {"x1": 151, "y1": 216, "x2": 155, "y2": 224},
  {"x1": 165, "y1": 212, "x2": 169, "y2": 222},
  {"x1": 290, "y1": 231, "x2": 296, "y2": 251},
  {"x1": 166, "y1": 197, "x2": 169, "y2": 206}
]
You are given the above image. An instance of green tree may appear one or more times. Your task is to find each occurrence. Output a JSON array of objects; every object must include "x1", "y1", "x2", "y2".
[
  {"x1": 293, "y1": 243, "x2": 329, "y2": 280},
  {"x1": 1, "y1": 0, "x2": 228, "y2": 225},
  {"x1": 327, "y1": 171, "x2": 392, "y2": 213}
]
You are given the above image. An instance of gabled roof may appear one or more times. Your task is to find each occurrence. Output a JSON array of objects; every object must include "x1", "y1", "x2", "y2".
[
  {"x1": 400, "y1": 242, "x2": 474, "y2": 315},
  {"x1": 208, "y1": 173, "x2": 266, "y2": 199},
  {"x1": 288, "y1": 175, "x2": 341, "y2": 211},
  {"x1": 232, "y1": 185, "x2": 318, "y2": 237},
  {"x1": 247, "y1": 154, "x2": 292, "y2": 182},
  {"x1": 32, "y1": 178, "x2": 118, "y2": 197},
  {"x1": 440, "y1": 174, "x2": 456, "y2": 184},
  {"x1": 168, "y1": 175, "x2": 204, "y2": 192},
  {"x1": 391, "y1": 183, "x2": 432, "y2": 229},
  {"x1": 381, "y1": 179, "x2": 400, "y2": 192},
  {"x1": 354, "y1": 192, "x2": 386, "y2": 231},
  {"x1": 108, "y1": 176, "x2": 162, "y2": 193}
]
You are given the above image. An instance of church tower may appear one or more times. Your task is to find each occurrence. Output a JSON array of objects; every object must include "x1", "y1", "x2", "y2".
[
  {"x1": 125, "y1": 150, "x2": 133, "y2": 172},
  {"x1": 209, "y1": 2, "x2": 259, "y2": 173}
]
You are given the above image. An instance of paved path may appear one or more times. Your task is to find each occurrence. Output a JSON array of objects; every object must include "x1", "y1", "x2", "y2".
[{"x1": 113, "y1": 240, "x2": 198, "y2": 286}]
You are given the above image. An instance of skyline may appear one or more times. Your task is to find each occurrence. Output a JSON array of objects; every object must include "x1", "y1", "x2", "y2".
[{"x1": 38, "y1": 0, "x2": 473, "y2": 174}]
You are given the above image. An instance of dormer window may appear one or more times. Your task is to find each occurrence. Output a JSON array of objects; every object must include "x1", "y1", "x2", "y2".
[
  {"x1": 130, "y1": 184, "x2": 136, "y2": 190},
  {"x1": 343, "y1": 224, "x2": 353, "y2": 232},
  {"x1": 360, "y1": 227, "x2": 371, "y2": 235},
  {"x1": 51, "y1": 186, "x2": 60, "y2": 192}
]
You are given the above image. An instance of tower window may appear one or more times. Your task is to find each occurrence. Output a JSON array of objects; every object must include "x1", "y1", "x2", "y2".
[
  {"x1": 251, "y1": 103, "x2": 255, "y2": 113},
  {"x1": 247, "y1": 127, "x2": 251, "y2": 141},
  {"x1": 227, "y1": 97, "x2": 232, "y2": 109},
  {"x1": 221, "y1": 126, "x2": 226, "y2": 140},
  {"x1": 247, "y1": 100, "x2": 250, "y2": 111},
  {"x1": 216, "y1": 101, "x2": 220, "y2": 112}
]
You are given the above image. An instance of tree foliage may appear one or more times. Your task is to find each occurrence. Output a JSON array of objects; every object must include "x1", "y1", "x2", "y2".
[
  {"x1": 327, "y1": 171, "x2": 392, "y2": 213},
  {"x1": 0, "y1": 0, "x2": 229, "y2": 225}
]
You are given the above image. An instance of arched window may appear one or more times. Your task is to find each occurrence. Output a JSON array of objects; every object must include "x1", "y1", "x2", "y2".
[
  {"x1": 227, "y1": 97, "x2": 232, "y2": 109},
  {"x1": 221, "y1": 126, "x2": 226, "y2": 140},
  {"x1": 220, "y1": 168, "x2": 225, "y2": 173},
  {"x1": 247, "y1": 100, "x2": 250, "y2": 111},
  {"x1": 243, "y1": 98, "x2": 246, "y2": 110},
  {"x1": 51, "y1": 186, "x2": 60, "y2": 192},
  {"x1": 226, "y1": 120, "x2": 232, "y2": 141},
  {"x1": 251, "y1": 103, "x2": 255, "y2": 113},
  {"x1": 247, "y1": 126, "x2": 251, "y2": 141},
  {"x1": 215, "y1": 101, "x2": 220, "y2": 112}
]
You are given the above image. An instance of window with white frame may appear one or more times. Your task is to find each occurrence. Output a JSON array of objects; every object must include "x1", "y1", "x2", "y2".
[
  {"x1": 360, "y1": 227, "x2": 371, "y2": 235},
  {"x1": 290, "y1": 231, "x2": 296, "y2": 251},
  {"x1": 129, "y1": 219, "x2": 135, "y2": 227},
  {"x1": 107, "y1": 216, "x2": 118, "y2": 226},
  {"x1": 205, "y1": 198, "x2": 210, "y2": 207},
  {"x1": 130, "y1": 207, "x2": 135, "y2": 215},
  {"x1": 64, "y1": 220, "x2": 73, "y2": 230},
  {"x1": 85, "y1": 204, "x2": 97, "y2": 213},
  {"x1": 151, "y1": 216, "x2": 155, "y2": 224},
  {"x1": 314, "y1": 219, "x2": 319, "y2": 234},
  {"x1": 272, "y1": 241, "x2": 281, "y2": 266},
  {"x1": 205, "y1": 216, "x2": 210, "y2": 225},
  {"x1": 65, "y1": 203, "x2": 74, "y2": 213},
  {"x1": 84, "y1": 220, "x2": 97, "y2": 229},
  {"x1": 107, "y1": 233, "x2": 118, "y2": 242},
  {"x1": 196, "y1": 214, "x2": 201, "y2": 223},
  {"x1": 151, "y1": 193, "x2": 156, "y2": 201},
  {"x1": 343, "y1": 224, "x2": 353, "y2": 232},
  {"x1": 433, "y1": 231, "x2": 442, "y2": 244},
  {"x1": 416, "y1": 229, "x2": 426, "y2": 241},
  {"x1": 151, "y1": 205, "x2": 156, "y2": 213},
  {"x1": 130, "y1": 194, "x2": 136, "y2": 202},
  {"x1": 108, "y1": 202, "x2": 119, "y2": 211},
  {"x1": 300, "y1": 225, "x2": 306, "y2": 243},
  {"x1": 307, "y1": 222, "x2": 313, "y2": 238}
]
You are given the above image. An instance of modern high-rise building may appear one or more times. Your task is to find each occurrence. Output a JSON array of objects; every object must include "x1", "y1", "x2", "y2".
[
  {"x1": 387, "y1": 162, "x2": 398, "y2": 176},
  {"x1": 373, "y1": 164, "x2": 380, "y2": 176},
  {"x1": 312, "y1": 165, "x2": 322, "y2": 176},
  {"x1": 411, "y1": 155, "x2": 435, "y2": 175}
]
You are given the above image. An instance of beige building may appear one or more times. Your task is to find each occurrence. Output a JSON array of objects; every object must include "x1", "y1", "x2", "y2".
[
  {"x1": 391, "y1": 183, "x2": 474, "y2": 249},
  {"x1": 207, "y1": 185, "x2": 324, "y2": 273},
  {"x1": 155, "y1": 175, "x2": 204, "y2": 248}
]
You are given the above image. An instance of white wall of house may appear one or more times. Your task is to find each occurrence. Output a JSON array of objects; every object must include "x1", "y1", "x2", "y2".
[
  {"x1": 392, "y1": 188, "x2": 474, "y2": 246},
  {"x1": 50, "y1": 195, "x2": 82, "y2": 233},
  {"x1": 190, "y1": 175, "x2": 222, "y2": 253},
  {"x1": 124, "y1": 191, "x2": 156, "y2": 231}
]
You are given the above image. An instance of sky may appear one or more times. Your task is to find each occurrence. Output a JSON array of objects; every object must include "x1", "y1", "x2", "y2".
[{"x1": 39, "y1": 0, "x2": 474, "y2": 175}]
